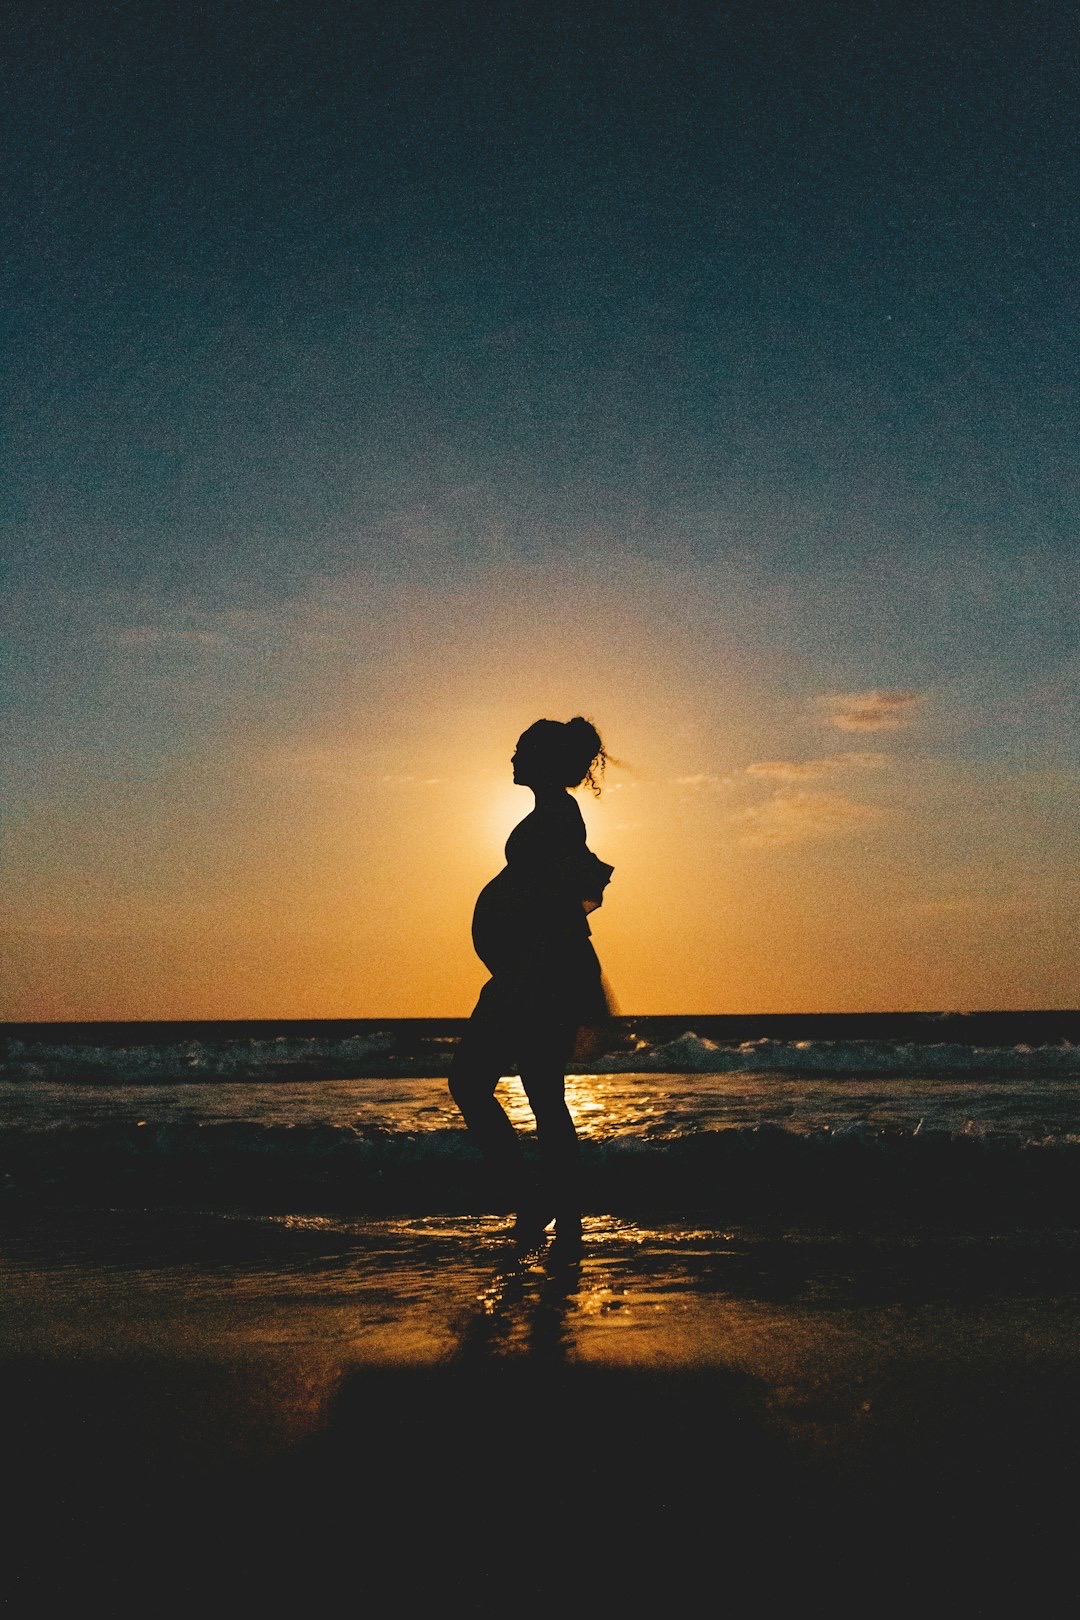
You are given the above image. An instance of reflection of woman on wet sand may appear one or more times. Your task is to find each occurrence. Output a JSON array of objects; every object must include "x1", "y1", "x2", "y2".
[{"x1": 449, "y1": 717, "x2": 614, "y2": 1244}]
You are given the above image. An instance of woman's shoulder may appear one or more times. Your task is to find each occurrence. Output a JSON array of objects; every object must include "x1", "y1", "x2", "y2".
[
  {"x1": 537, "y1": 793, "x2": 587, "y2": 837},
  {"x1": 550, "y1": 790, "x2": 586, "y2": 820},
  {"x1": 506, "y1": 794, "x2": 585, "y2": 860}
]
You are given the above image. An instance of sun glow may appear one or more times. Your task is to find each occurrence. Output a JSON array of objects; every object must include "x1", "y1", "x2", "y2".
[{"x1": 482, "y1": 780, "x2": 533, "y2": 862}]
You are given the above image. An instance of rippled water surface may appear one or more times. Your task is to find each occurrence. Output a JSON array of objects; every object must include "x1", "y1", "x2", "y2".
[{"x1": 3, "y1": 1068, "x2": 1079, "y2": 1139}]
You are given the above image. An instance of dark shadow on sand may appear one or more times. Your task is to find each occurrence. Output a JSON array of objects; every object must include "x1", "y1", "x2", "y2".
[{"x1": 4, "y1": 1345, "x2": 1080, "y2": 1609}]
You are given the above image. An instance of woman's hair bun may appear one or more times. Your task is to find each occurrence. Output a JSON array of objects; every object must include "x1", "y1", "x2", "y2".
[
  {"x1": 566, "y1": 716, "x2": 600, "y2": 745},
  {"x1": 564, "y1": 716, "x2": 606, "y2": 795}
]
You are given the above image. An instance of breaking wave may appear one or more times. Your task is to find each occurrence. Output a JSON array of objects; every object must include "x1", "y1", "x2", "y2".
[{"x1": 4, "y1": 1029, "x2": 1079, "y2": 1084}]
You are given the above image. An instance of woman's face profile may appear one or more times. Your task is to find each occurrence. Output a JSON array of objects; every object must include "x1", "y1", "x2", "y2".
[{"x1": 511, "y1": 736, "x2": 545, "y2": 787}]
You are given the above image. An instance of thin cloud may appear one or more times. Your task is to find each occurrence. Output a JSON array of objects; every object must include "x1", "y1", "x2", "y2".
[
  {"x1": 816, "y1": 690, "x2": 922, "y2": 732},
  {"x1": 734, "y1": 790, "x2": 884, "y2": 848},
  {"x1": 252, "y1": 748, "x2": 447, "y2": 786},
  {"x1": 745, "y1": 753, "x2": 888, "y2": 781},
  {"x1": 253, "y1": 747, "x2": 366, "y2": 785},
  {"x1": 114, "y1": 626, "x2": 224, "y2": 649},
  {"x1": 907, "y1": 898, "x2": 980, "y2": 918},
  {"x1": 904, "y1": 891, "x2": 1046, "y2": 919}
]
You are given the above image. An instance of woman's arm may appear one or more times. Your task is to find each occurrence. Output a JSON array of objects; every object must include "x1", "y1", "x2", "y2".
[
  {"x1": 564, "y1": 847, "x2": 615, "y2": 911},
  {"x1": 512, "y1": 799, "x2": 614, "y2": 907}
]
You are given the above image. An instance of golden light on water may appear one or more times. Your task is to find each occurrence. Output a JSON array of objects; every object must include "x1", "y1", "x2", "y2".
[{"x1": 499, "y1": 1072, "x2": 657, "y2": 1139}]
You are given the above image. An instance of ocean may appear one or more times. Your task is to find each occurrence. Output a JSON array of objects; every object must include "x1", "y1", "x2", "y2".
[{"x1": 3, "y1": 1011, "x2": 1079, "y2": 1219}]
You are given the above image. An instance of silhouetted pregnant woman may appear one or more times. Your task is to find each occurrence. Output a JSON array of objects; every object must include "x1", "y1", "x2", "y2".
[{"x1": 449, "y1": 717, "x2": 614, "y2": 1243}]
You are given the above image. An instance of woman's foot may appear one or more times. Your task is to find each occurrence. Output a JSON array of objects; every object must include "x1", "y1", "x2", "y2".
[
  {"x1": 510, "y1": 1203, "x2": 555, "y2": 1242},
  {"x1": 551, "y1": 1210, "x2": 583, "y2": 1254}
]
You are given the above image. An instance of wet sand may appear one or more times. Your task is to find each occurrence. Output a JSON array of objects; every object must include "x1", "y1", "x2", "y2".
[{"x1": 4, "y1": 1207, "x2": 1079, "y2": 1610}]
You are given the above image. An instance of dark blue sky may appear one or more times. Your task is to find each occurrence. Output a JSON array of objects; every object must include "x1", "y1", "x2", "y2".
[{"x1": 7, "y1": 0, "x2": 1078, "y2": 597}]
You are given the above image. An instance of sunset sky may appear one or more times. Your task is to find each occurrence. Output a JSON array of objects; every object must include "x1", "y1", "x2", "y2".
[{"x1": 4, "y1": 1, "x2": 1078, "y2": 1018}]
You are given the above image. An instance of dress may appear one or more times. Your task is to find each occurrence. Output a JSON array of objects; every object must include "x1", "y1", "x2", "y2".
[{"x1": 469, "y1": 791, "x2": 614, "y2": 1025}]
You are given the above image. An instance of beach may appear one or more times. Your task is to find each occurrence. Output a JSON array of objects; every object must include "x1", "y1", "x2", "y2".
[
  {"x1": 3, "y1": 1018, "x2": 1080, "y2": 1609},
  {"x1": 5, "y1": 1208, "x2": 1079, "y2": 1609}
]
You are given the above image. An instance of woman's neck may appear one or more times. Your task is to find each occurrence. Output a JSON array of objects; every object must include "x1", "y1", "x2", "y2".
[{"x1": 530, "y1": 784, "x2": 568, "y2": 807}]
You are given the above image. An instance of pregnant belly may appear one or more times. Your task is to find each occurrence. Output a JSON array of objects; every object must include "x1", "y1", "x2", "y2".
[
  {"x1": 471, "y1": 871, "x2": 522, "y2": 974},
  {"x1": 471, "y1": 870, "x2": 587, "y2": 977}
]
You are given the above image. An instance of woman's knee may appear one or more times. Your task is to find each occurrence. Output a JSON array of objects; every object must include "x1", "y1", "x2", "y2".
[
  {"x1": 448, "y1": 1061, "x2": 476, "y2": 1107},
  {"x1": 448, "y1": 1049, "x2": 500, "y2": 1108},
  {"x1": 522, "y1": 1080, "x2": 575, "y2": 1131}
]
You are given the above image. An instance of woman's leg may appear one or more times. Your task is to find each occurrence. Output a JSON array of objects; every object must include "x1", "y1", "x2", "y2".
[
  {"x1": 518, "y1": 1018, "x2": 581, "y2": 1226},
  {"x1": 448, "y1": 983, "x2": 524, "y2": 1205}
]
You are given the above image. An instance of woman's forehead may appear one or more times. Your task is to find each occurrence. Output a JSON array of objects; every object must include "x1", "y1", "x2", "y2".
[{"x1": 518, "y1": 720, "x2": 558, "y2": 748}]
